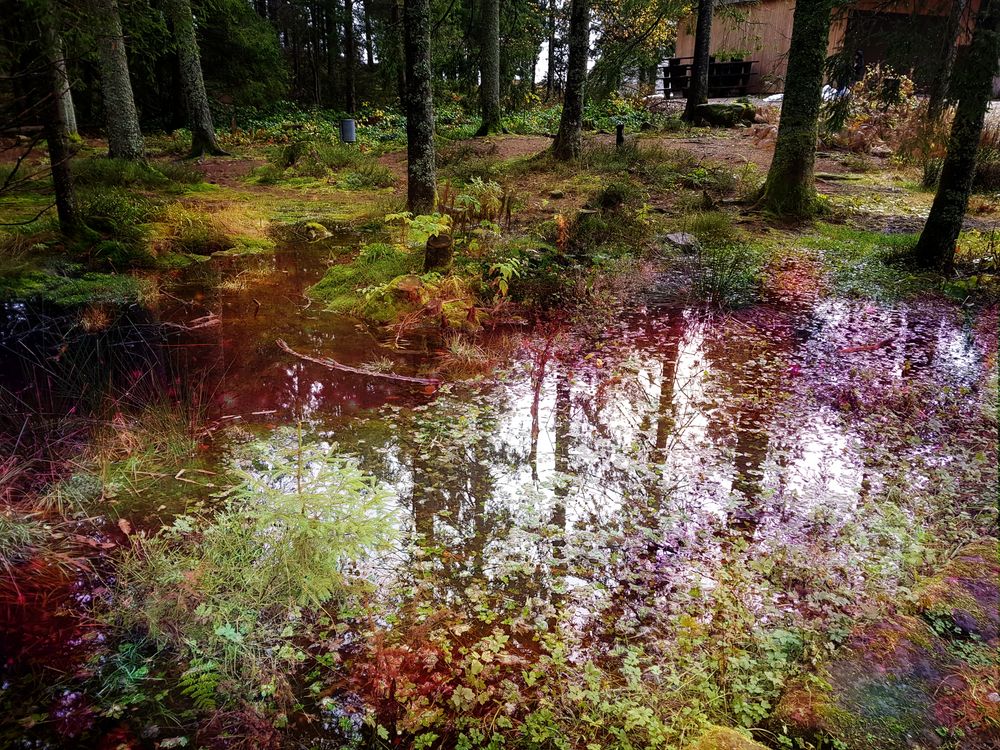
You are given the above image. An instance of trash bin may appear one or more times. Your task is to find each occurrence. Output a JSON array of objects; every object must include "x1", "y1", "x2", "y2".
[{"x1": 340, "y1": 119, "x2": 356, "y2": 144}]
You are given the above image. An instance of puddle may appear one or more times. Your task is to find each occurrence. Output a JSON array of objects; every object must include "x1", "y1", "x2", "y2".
[{"x1": 1, "y1": 238, "x2": 997, "y2": 746}]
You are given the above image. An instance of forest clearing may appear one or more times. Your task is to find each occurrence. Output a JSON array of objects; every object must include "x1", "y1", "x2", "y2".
[{"x1": 1, "y1": 0, "x2": 998, "y2": 749}]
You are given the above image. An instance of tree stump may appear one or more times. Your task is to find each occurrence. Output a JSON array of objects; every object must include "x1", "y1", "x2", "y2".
[{"x1": 424, "y1": 233, "x2": 454, "y2": 273}]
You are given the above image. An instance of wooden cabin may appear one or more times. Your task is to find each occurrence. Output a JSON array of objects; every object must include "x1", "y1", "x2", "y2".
[{"x1": 673, "y1": 0, "x2": 979, "y2": 95}]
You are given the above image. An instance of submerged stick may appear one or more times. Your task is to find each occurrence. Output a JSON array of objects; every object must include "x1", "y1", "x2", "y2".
[{"x1": 276, "y1": 339, "x2": 441, "y2": 386}]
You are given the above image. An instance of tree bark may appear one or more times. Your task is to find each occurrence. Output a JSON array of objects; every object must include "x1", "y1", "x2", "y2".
[
  {"x1": 552, "y1": 0, "x2": 588, "y2": 160},
  {"x1": 927, "y1": 0, "x2": 970, "y2": 121},
  {"x1": 52, "y1": 35, "x2": 77, "y2": 137},
  {"x1": 166, "y1": 0, "x2": 228, "y2": 157},
  {"x1": 546, "y1": 0, "x2": 557, "y2": 100},
  {"x1": 94, "y1": 0, "x2": 145, "y2": 160},
  {"x1": 391, "y1": 0, "x2": 407, "y2": 110},
  {"x1": 344, "y1": 0, "x2": 357, "y2": 113},
  {"x1": 41, "y1": 22, "x2": 82, "y2": 236},
  {"x1": 915, "y1": 0, "x2": 1000, "y2": 270},
  {"x1": 683, "y1": 0, "x2": 713, "y2": 122},
  {"x1": 475, "y1": 0, "x2": 502, "y2": 135},
  {"x1": 757, "y1": 0, "x2": 833, "y2": 218},
  {"x1": 403, "y1": 0, "x2": 437, "y2": 213}
]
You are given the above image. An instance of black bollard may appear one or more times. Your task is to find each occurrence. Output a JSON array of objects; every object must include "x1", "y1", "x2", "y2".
[{"x1": 616, "y1": 122, "x2": 625, "y2": 148}]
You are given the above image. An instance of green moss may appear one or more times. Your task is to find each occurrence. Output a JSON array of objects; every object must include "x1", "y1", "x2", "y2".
[
  {"x1": 308, "y1": 243, "x2": 419, "y2": 316},
  {"x1": 684, "y1": 726, "x2": 769, "y2": 750},
  {"x1": 801, "y1": 223, "x2": 938, "y2": 300},
  {"x1": 0, "y1": 270, "x2": 154, "y2": 306}
]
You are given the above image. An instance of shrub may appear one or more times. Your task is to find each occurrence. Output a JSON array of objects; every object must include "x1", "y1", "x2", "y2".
[
  {"x1": 973, "y1": 122, "x2": 1000, "y2": 192},
  {"x1": 111, "y1": 442, "x2": 397, "y2": 705}
]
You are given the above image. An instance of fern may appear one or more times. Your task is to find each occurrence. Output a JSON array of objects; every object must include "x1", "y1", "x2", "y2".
[{"x1": 179, "y1": 659, "x2": 221, "y2": 711}]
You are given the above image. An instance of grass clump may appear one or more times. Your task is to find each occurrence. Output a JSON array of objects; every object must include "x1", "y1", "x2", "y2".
[
  {"x1": 571, "y1": 179, "x2": 651, "y2": 257},
  {"x1": 278, "y1": 139, "x2": 364, "y2": 177},
  {"x1": 111, "y1": 441, "x2": 396, "y2": 707},
  {"x1": 697, "y1": 242, "x2": 768, "y2": 308},
  {"x1": 340, "y1": 162, "x2": 395, "y2": 190},
  {"x1": 154, "y1": 203, "x2": 274, "y2": 256}
]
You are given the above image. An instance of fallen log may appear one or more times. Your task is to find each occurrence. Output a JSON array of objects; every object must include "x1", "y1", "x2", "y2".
[{"x1": 276, "y1": 339, "x2": 441, "y2": 386}]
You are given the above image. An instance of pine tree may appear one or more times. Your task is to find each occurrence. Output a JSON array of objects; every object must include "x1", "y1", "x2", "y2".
[
  {"x1": 915, "y1": 0, "x2": 1000, "y2": 269},
  {"x1": 94, "y1": 0, "x2": 145, "y2": 160},
  {"x1": 683, "y1": 0, "x2": 713, "y2": 122},
  {"x1": 552, "y1": 0, "x2": 588, "y2": 160},
  {"x1": 757, "y1": 0, "x2": 834, "y2": 217},
  {"x1": 475, "y1": 0, "x2": 503, "y2": 135},
  {"x1": 166, "y1": 0, "x2": 228, "y2": 157},
  {"x1": 403, "y1": 0, "x2": 436, "y2": 213}
]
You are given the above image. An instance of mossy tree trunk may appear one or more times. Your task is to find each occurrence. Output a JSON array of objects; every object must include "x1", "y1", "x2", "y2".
[
  {"x1": 94, "y1": 0, "x2": 145, "y2": 160},
  {"x1": 683, "y1": 0, "x2": 713, "y2": 122},
  {"x1": 166, "y1": 0, "x2": 228, "y2": 157},
  {"x1": 927, "y1": 0, "x2": 970, "y2": 121},
  {"x1": 403, "y1": 0, "x2": 436, "y2": 213},
  {"x1": 552, "y1": 0, "x2": 588, "y2": 161},
  {"x1": 475, "y1": 0, "x2": 502, "y2": 135},
  {"x1": 344, "y1": 0, "x2": 357, "y2": 114},
  {"x1": 41, "y1": 19, "x2": 82, "y2": 236},
  {"x1": 757, "y1": 0, "x2": 833, "y2": 218},
  {"x1": 915, "y1": 0, "x2": 1000, "y2": 270}
]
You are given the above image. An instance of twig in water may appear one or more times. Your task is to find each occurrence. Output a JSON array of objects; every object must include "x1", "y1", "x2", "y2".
[{"x1": 276, "y1": 339, "x2": 441, "y2": 386}]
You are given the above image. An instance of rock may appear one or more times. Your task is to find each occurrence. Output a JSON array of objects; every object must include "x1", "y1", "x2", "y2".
[
  {"x1": 774, "y1": 539, "x2": 1000, "y2": 750},
  {"x1": 662, "y1": 232, "x2": 701, "y2": 254},
  {"x1": 870, "y1": 143, "x2": 893, "y2": 157},
  {"x1": 683, "y1": 726, "x2": 769, "y2": 750},
  {"x1": 693, "y1": 102, "x2": 756, "y2": 128},
  {"x1": 548, "y1": 190, "x2": 565, "y2": 199}
]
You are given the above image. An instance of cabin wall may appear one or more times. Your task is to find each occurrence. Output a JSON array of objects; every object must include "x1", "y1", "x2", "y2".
[{"x1": 674, "y1": 0, "x2": 981, "y2": 95}]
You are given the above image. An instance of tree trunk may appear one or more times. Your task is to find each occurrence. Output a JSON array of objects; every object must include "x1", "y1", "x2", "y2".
[
  {"x1": 403, "y1": 0, "x2": 436, "y2": 213},
  {"x1": 757, "y1": 0, "x2": 833, "y2": 218},
  {"x1": 927, "y1": 0, "x2": 970, "y2": 121},
  {"x1": 362, "y1": 0, "x2": 375, "y2": 67},
  {"x1": 94, "y1": 0, "x2": 145, "y2": 160},
  {"x1": 166, "y1": 0, "x2": 228, "y2": 157},
  {"x1": 552, "y1": 0, "x2": 588, "y2": 160},
  {"x1": 915, "y1": 0, "x2": 1000, "y2": 270},
  {"x1": 41, "y1": 22, "x2": 82, "y2": 236},
  {"x1": 52, "y1": 35, "x2": 77, "y2": 137},
  {"x1": 475, "y1": 0, "x2": 502, "y2": 135},
  {"x1": 344, "y1": 0, "x2": 357, "y2": 113},
  {"x1": 683, "y1": 0, "x2": 713, "y2": 121},
  {"x1": 391, "y1": 0, "x2": 407, "y2": 110},
  {"x1": 546, "y1": 0, "x2": 557, "y2": 100}
]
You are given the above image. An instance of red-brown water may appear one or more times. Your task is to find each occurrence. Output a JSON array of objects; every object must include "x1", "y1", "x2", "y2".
[{"x1": 1, "y1": 239, "x2": 997, "y2": 747}]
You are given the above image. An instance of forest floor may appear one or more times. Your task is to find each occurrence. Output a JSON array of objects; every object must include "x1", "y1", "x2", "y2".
[{"x1": 1, "y1": 123, "x2": 998, "y2": 750}]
